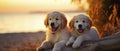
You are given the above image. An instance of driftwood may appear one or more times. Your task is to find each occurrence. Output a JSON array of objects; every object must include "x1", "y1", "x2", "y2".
[
  {"x1": 41, "y1": 34, "x2": 120, "y2": 51},
  {"x1": 64, "y1": 34, "x2": 120, "y2": 51},
  {"x1": 94, "y1": 34, "x2": 120, "y2": 51}
]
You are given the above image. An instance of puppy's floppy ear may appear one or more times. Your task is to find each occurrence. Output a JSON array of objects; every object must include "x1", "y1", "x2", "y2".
[
  {"x1": 61, "y1": 14, "x2": 67, "y2": 29},
  {"x1": 87, "y1": 16, "x2": 93, "y2": 29},
  {"x1": 44, "y1": 15, "x2": 49, "y2": 27},
  {"x1": 69, "y1": 17, "x2": 74, "y2": 30}
]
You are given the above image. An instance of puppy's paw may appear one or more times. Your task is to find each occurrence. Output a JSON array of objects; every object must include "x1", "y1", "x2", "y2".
[
  {"x1": 66, "y1": 42, "x2": 72, "y2": 46},
  {"x1": 72, "y1": 43, "x2": 80, "y2": 48}
]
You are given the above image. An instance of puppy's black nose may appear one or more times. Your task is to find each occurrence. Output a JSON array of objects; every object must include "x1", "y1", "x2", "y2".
[
  {"x1": 78, "y1": 24, "x2": 82, "y2": 28},
  {"x1": 51, "y1": 23, "x2": 54, "y2": 27}
]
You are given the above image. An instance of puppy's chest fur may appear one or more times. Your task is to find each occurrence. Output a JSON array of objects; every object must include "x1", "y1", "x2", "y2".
[
  {"x1": 50, "y1": 33, "x2": 61, "y2": 43},
  {"x1": 46, "y1": 28, "x2": 69, "y2": 43}
]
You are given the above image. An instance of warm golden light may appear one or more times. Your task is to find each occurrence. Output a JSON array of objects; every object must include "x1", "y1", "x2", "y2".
[
  {"x1": 0, "y1": 0, "x2": 77, "y2": 13},
  {"x1": 80, "y1": 0, "x2": 89, "y2": 10},
  {"x1": 72, "y1": 0, "x2": 89, "y2": 11},
  {"x1": 0, "y1": 0, "x2": 86, "y2": 33}
]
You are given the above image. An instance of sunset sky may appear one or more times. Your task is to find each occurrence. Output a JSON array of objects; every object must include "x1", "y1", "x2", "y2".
[
  {"x1": 0, "y1": 0, "x2": 88, "y2": 33},
  {"x1": 0, "y1": 0, "x2": 78, "y2": 13}
]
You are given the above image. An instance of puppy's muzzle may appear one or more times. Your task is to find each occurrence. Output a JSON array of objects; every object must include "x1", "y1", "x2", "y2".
[
  {"x1": 50, "y1": 22, "x2": 58, "y2": 33},
  {"x1": 78, "y1": 24, "x2": 82, "y2": 29},
  {"x1": 51, "y1": 22, "x2": 55, "y2": 28},
  {"x1": 77, "y1": 24, "x2": 84, "y2": 33}
]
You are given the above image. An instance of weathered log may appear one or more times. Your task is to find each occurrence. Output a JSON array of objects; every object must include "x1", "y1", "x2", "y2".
[
  {"x1": 41, "y1": 34, "x2": 120, "y2": 51},
  {"x1": 94, "y1": 34, "x2": 120, "y2": 51}
]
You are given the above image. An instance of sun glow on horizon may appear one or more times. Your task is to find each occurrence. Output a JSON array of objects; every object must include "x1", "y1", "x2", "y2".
[{"x1": 0, "y1": 0, "x2": 77, "y2": 13}]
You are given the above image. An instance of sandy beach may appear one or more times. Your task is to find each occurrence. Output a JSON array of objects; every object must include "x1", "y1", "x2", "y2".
[{"x1": 0, "y1": 31, "x2": 45, "y2": 51}]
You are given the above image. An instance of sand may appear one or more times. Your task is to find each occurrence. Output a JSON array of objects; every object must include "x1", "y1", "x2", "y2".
[{"x1": 0, "y1": 31, "x2": 45, "y2": 51}]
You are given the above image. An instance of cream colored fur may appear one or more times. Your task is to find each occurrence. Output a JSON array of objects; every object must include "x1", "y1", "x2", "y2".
[
  {"x1": 66, "y1": 14, "x2": 100, "y2": 48},
  {"x1": 38, "y1": 11, "x2": 70, "y2": 51}
]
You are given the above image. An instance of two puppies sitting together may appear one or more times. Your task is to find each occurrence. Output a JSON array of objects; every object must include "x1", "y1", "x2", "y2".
[{"x1": 38, "y1": 11, "x2": 100, "y2": 51}]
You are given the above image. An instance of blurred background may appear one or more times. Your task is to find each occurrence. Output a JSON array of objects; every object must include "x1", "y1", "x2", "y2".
[{"x1": 0, "y1": 0, "x2": 87, "y2": 33}]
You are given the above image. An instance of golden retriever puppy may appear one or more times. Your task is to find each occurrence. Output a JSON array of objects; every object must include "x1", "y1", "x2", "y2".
[
  {"x1": 38, "y1": 11, "x2": 70, "y2": 51},
  {"x1": 66, "y1": 14, "x2": 100, "y2": 48}
]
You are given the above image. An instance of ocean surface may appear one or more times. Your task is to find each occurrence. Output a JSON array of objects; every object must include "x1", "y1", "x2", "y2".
[{"x1": 0, "y1": 12, "x2": 85, "y2": 33}]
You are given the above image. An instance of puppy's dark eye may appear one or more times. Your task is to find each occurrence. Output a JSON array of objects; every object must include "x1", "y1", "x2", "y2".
[
  {"x1": 49, "y1": 18, "x2": 51, "y2": 20},
  {"x1": 76, "y1": 21, "x2": 78, "y2": 23},
  {"x1": 83, "y1": 20, "x2": 85, "y2": 23},
  {"x1": 56, "y1": 18, "x2": 59, "y2": 20}
]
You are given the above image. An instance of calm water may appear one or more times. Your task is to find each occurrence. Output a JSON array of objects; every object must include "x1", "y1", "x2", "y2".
[{"x1": 0, "y1": 12, "x2": 85, "y2": 33}]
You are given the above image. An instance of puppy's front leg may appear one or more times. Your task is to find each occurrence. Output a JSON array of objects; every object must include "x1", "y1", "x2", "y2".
[
  {"x1": 66, "y1": 36, "x2": 75, "y2": 46},
  {"x1": 38, "y1": 40, "x2": 53, "y2": 51},
  {"x1": 72, "y1": 36, "x2": 84, "y2": 48},
  {"x1": 53, "y1": 41, "x2": 66, "y2": 51}
]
